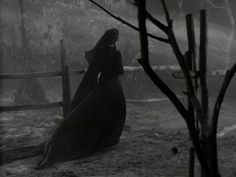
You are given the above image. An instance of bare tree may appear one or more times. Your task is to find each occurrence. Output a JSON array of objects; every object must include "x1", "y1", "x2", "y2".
[{"x1": 88, "y1": 0, "x2": 236, "y2": 176}]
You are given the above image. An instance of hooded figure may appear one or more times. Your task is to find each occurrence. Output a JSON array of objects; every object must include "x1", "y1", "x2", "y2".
[{"x1": 36, "y1": 28, "x2": 126, "y2": 169}]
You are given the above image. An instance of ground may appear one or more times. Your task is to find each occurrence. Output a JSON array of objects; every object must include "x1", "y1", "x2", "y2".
[{"x1": 0, "y1": 100, "x2": 236, "y2": 177}]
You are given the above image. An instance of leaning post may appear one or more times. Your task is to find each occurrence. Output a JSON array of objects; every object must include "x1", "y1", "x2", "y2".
[{"x1": 60, "y1": 39, "x2": 71, "y2": 118}]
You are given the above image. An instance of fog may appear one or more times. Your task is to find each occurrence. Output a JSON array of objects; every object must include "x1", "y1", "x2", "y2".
[{"x1": 0, "y1": 0, "x2": 236, "y2": 103}]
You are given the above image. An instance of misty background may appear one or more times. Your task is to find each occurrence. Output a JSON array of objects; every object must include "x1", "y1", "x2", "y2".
[{"x1": 0, "y1": 0, "x2": 236, "y2": 106}]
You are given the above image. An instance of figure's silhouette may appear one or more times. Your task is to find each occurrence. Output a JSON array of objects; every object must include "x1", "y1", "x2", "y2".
[{"x1": 36, "y1": 28, "x2": 126, "y2": 169}]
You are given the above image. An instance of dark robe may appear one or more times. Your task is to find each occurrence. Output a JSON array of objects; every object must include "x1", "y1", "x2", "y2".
[{"x1": 41, "y1": 46, "x2": 126, "y2": 163}]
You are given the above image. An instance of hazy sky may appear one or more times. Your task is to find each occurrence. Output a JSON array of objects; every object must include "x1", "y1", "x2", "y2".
[
  {"x1": 147, "y1": 0, "x2": 236, "y2": 25},
  {"x1": 1, "y1": 0, "x2": 236, "y2": 68},
  {"x1": 142, "y1": 0, "x2": 236, "y2": 67}
]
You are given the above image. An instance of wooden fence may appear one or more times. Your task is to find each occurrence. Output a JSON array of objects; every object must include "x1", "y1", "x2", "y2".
[
  {"x1": 0, "y1": 37, "x2": 228, "y2": 117},
  {"x1": 0, "y1": 39, "x2": 86, "y2": 117}
]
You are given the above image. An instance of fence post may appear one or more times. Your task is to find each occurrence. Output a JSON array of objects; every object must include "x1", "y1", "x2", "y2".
[{"x1": 60, "y1": 39, "x2": 71, "y2": 118}]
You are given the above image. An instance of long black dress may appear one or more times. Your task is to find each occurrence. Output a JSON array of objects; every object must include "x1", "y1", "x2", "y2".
[{"x1": 41, "y1": 46, "x2": 126, "y2": 163}]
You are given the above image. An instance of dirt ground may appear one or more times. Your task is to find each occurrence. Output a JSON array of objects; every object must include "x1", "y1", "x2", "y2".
[{"x1": 0, "y1": 100, "x2": 236, "y2": 177}]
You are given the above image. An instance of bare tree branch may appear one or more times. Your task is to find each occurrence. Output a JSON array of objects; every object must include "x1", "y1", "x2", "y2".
[
  {"x1": 160, "y1": 0, "x2": 171, "y2": 23},
  {"x1": 137, "y1": 0, "x2": 149, "y2": 66},
  {"x1": 146, "y1": 11, "x2": 168, "y2": 33},
  {"x1": 138, "y1": 60, "x2": 190, "y2": 122},
  {"x1": 211, "y1": 62, "x2": 236, "y2": 135},
  {"x1": 88, "y1": 0, "x2": 169, "y2": 43},
  {"x1": 137, "y1": 0, "x2": 189, "y2": 122},
  {"x1": 136, "y1": 0, "x2": 189, "y2": 117},
  {"x1": 207, "y1": 62, "x2": 236, "y2": 177},
  {"x1": 136, "y1": 2, "x2": 211, "y2": 174},
  {"x1": 156, "y1": 1, "x2": 201, "y2": 116},
  {"x1": 134, "y1": 0, "x2": 205, "y2": 130},
  {"x1": 158, "y1": 1, "x2": 205, "y2": 131},
  {"x1": 130, "y1": 1, "x2": 168, "y2": 33}
]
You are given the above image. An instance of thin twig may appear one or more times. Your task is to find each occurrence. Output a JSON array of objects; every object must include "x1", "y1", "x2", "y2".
[
  {"x1": 160, "y1": 0, "x2": 171, "y2": 23},
  {"x1": 88, "y1": 0, "x2": 169, "y2": 43},
  {"x1": 131, "y1": 1, "x2": 168, "y2": 33}
]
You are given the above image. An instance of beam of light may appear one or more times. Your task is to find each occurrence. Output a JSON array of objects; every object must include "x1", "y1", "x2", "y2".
[
  {"x1": 204, "y1": 0, "x2": 227, "y2": 10},
  {"x1": 171, "y1": 0, "x2": 184, "y2": 19},
  {"x1": 178, "y1": 0, "x2": 184, "y2": 10},
  {"x1": 211, "y1": 35, "x2": 228, "y2": 54},
  {"x1": 217, "y1": 124, "x2": 236, "y2": 138},
  {"x1": 178, "y1": 0, "x2": 184, "y2": 17},
  {"x1": 204, "y1": 0, "x2": 235, "y2": 69},
  {"x1": 224, "y1": 0, "x2": 235, "y2": 69},
  {"x1": 126, "y1": 95, "x2": 184, "y2": 103}
]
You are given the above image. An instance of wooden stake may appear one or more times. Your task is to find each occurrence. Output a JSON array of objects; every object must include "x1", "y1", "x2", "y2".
[{"x1": 60, "y1": 40, "x2": 71, "y2": 118}]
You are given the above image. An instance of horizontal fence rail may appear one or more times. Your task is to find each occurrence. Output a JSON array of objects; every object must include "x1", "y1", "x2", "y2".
[
  {"x1": 0, "y1": 65, "x2": 230, "y2": 113},
  {"x1": 0, "y1": 71, "x2": 61, "y2": 79},
  {"x1": 0, "y1": 102, "x2": 62, "y2": 112},
  {"x1": 0, "y1": 69, "x2": 86, "y2": 80},
  {"x1": 0, "y1": 67, "x2": 228, "y2": 80}
]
